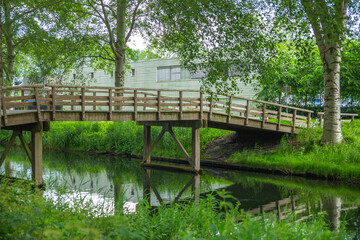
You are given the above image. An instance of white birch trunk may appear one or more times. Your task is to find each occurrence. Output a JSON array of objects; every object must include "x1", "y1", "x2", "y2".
[{"x1": 320, "y1": 44, "x2": 343, "y2": 143}]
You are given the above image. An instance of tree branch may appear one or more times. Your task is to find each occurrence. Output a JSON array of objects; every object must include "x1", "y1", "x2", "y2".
[{"x1": 126, "y1": 0, "x2": 142, "y2": 43}]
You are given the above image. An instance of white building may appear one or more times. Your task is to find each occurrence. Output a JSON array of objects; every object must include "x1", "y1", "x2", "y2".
[{"x1": 70, "y1": 58, "x2": 258, "y2": 98}]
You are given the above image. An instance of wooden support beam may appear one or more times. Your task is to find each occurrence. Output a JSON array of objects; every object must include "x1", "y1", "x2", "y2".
[
  {"x1": 144, "y1": 128, "x2": 166, "y2": 162},
  {"x1": 0, "y1": 131, "x2": 18, "y2": 167},
  {"x1": 192, "y1": 127, "x2": 200, "y2": 172},
  {"x1": 18, "y1": 131, "x2": 33, "y2": 165},
  {"x1": 168, "y1": 127, "x2": 194, "y2": 167},
  {"x1": 143, "y1": 169, "x2": 163, "y2": 203},
  {"x1": 173, "y1": 176, "x2": 194, "y2": 203},
  {"x1": 142, "y1": 169, "x2": 151, "y2": 205},
  {"x1": 143, "y1": 125, "x2": 151, "y2": 163},
  {"x1": 31, "y1": 124, "x2": 43, "y2": 186}
]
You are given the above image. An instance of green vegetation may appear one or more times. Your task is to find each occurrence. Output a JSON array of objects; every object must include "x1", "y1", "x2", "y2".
[
  {"x1": 229, "y1": 120, "x2": 360, "y2": 180},
  {"x1": 0, "y1": 121, "x2": 231, "y2": 159},
  {"x1": 0, "y1": 178, "x2": 353, "y2": 239}
]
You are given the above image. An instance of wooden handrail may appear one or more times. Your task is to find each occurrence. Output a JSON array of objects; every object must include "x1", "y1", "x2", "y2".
[{"x1": 0, "y1": 85, "x2": 315, "y2": 131}]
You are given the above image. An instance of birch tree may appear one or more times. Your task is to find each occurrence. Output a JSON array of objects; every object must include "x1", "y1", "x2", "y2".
[{"x1": 150, "y1": 0, "x2": 359, "y2": 144}]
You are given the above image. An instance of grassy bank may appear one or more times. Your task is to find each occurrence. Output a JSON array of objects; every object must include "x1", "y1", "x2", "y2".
[
  {"x1": 229, "y1": 120, "x2": 360, "y2": 180},
  {"x1": 0, "y1": 178, "x2": 352, "y2": 239},
  {"x1": 0, "y1": 121, "x2": 231, "y2": 159}
]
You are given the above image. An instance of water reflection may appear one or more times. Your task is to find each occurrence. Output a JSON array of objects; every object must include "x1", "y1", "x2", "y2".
[
  {"x1": 1, "y1": 146, "x2": 360, "y2": 232},
  {"x1": 142, "y1": 168, "x2": 201, "y2": 206}
]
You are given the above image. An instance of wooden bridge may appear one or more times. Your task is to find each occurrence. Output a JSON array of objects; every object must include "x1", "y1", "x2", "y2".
[{"x1": 0, "y1": 85, "x2": 313, "y2": 185}]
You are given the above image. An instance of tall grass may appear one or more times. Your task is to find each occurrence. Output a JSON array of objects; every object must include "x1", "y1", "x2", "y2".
[
  {"x1": 0, "y1": 121, "x2": 231, "y2": 158},
  {"x1": 0, "y1": 178, "x2": 352, "y2": 239},
  {"x1": 230, "y1": 120, "x2": 360, "y2": 180}
]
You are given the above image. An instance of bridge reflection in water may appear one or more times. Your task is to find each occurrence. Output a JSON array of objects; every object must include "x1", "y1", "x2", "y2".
[{"x1": 1, "y1": 151, "x2": 359, "y2": 231}]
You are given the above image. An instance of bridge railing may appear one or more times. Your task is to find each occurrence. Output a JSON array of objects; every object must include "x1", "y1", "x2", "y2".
[{"x1": 1, "y1": 85, "x2": 313, "y2": 129}]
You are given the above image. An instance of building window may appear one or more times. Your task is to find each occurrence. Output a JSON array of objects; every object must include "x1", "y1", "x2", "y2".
[
  {"x1": 90, "y1": 72, "x2": 94, "y2": 78},
  {"x1": 157, "y1": 66, "x2": 181, "y2": 82},
  {"x1": 132, "y1": 69, "x2": 135, "y2": 76},
  {"x1": 111, "y1": 71, "x2": 114, "y2": 77},
  {"x1": 190, "y1": 69, "x2": 206, "y2": 79},
  {"x1": 73, "y1": 74, "x2": 76, "y2": 79}
]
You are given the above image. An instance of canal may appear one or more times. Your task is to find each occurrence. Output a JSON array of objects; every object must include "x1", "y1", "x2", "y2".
[{"x1": 1, "y1": 147, "x2": 360, "y2": 235}]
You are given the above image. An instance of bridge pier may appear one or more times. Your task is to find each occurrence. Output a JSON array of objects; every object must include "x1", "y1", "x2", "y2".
[
  {"x1": 138, "y1": 120, "x2": 203, "y2": 172},
  {"x1": 0, "y1": 122, "x2": 48, "y2": 186}
]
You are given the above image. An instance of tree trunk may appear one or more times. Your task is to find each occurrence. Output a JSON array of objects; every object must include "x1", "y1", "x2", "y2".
[
  {"x1": 0, "y1": 1, "x2": 3, "y2": 87},
  {"x1": 319, "y1": 43, "x2": 343, "y2": 144},
  {"x1": 0, "y1": 3, "x2": 2, "y2": 131},
  {"x1": 322, "y1": 197, "x2": 342, "y2": 231},
  {"x1": 4, "y1": 0, "x2": 15, "y2": 85},
  {"x1": 114, "y1": 0, "x2": 126, "y2": 88}
]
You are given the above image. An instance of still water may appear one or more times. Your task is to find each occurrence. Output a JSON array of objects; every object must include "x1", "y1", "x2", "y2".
[{"x1": 1, "y1": 147, "x2": 360, "y2": 234}]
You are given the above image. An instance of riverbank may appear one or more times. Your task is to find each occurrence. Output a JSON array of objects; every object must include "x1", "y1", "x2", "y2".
[
  {"x1": 228, "y1": 120, "x2": 360, "y2": 181},
  {"x1": 0, "y1": 178, "x2": 352, "y2": 239}
]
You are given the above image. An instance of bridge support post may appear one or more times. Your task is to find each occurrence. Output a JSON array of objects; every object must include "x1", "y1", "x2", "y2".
[
  {"x1": 192, "y1": 127, "x2": 200, "y2": 172},
  {"x1": 139, "y1": 121, "x2": 203, "y2": 172},
  {"x1": 31, "y1": 123, "x2": 43, "y2": 186},
  {"x1": 143, "y1": 125, "x2": 151, "y2": 163}
]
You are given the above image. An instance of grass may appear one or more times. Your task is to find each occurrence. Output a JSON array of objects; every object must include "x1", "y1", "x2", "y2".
[
  {"x1": 229, "y1": 120, "x2": 360, "y2": 180},
  {"x1": 0, "y1": 178, "x2": 353, "y2": 239},
  {"x1": 0, "y1": 121, "x2": 231, "y2": 159}
]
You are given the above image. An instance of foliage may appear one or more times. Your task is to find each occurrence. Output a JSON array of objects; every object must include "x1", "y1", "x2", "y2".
[
  {"x1": 255, "y1": 40, "x2": 323, "y2": 106},
  {"x1": 229, "y1": 120, "x2": 360, "y2": 180},
  {"x1": 0, "y1": 178, "x2": 353, "y2": 239}
]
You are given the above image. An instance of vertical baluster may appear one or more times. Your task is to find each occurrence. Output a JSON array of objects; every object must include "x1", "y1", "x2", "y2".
[
  {"x1": 109, "y1": 89, "x2": 112, "y2": 121},
  {"x1": 209, "y1": 92, "x2": 214, "y2": 120},
  {"x1": 157, "y1": 90, "x2": 161, "y2": 120},
  {"x1": 227, "y1": 96, "x2": 232, "y2": 123},
  {"x1": 52, "y1": 87, "x2": 56, "y2": 121},
  {"x1": 292, "y1": 109, "x2": 297, "y2": 132},
  {"x1": 81, "y1": 87, "x2": 85, "y2": 121},
  {"x1": 179, "y1": 91, "x2": 183, "y2": 120},
  {"x1": 277, "y1": 106, "x2": 282, "y2": 130},
  {"x1": 134, "y1": 89, "x2": 137, "y2": 120},
  {"x1": 93, "y1": 92, "x2": 96, "y2": 111},
  {"x1": 245, "y1": 100, "x2": 250, "y2": 125},
  {"x1": 200, "y1": 91, "x2": 203, "y2": 120},
  {"x1": 34, "y1": 87, "x2": 41, "y2": 121},
  {"x1": 262, "y1": 103, "x2": 266, "y2": 128}
]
